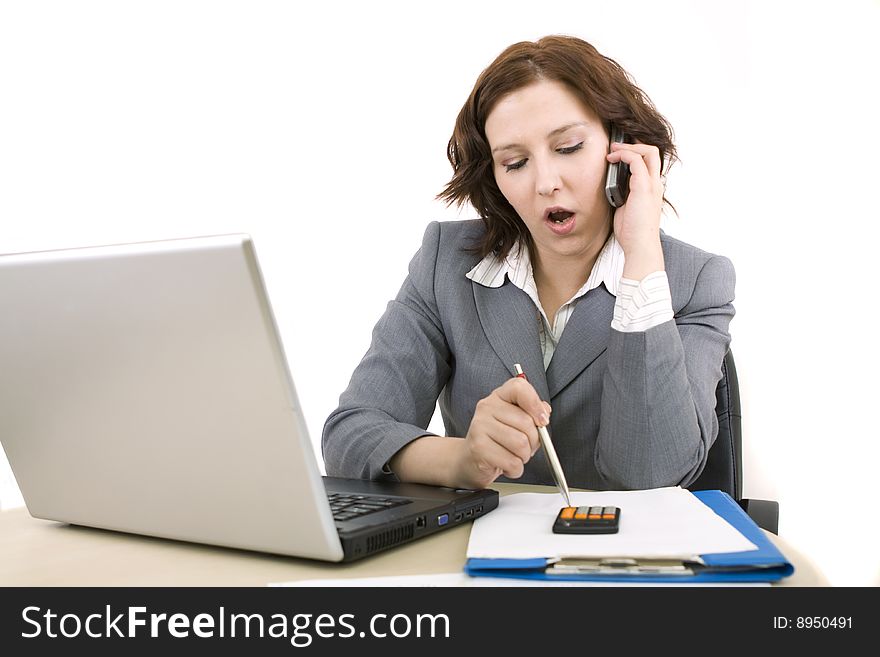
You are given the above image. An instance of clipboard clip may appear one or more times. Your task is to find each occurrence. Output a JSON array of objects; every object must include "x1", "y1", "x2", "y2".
[{"x1": 548, "y1": 557, "x2": 704, "y2": 576}]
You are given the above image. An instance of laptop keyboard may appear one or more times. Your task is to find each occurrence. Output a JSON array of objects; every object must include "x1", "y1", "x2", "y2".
[{"x1": 327, "y1": 492, "x2": 412, "y2": 522}]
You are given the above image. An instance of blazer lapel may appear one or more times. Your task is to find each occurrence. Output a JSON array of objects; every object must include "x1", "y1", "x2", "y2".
[
  {"x1": 472, "y1": 280, "x2": 550, "y2": 402},
  {"x1": 546, "y1": 285, "x2": 616, "y2": 399}
]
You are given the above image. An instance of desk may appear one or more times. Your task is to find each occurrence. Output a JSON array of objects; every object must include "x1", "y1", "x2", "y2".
[{"x1": 0, "y1": 484, "x2": 828, "y2": 586}]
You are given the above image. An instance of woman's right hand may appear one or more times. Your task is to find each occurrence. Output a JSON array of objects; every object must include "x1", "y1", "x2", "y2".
[{"x1": 456, "y1": 377, "x2": 552, "y2": 489}]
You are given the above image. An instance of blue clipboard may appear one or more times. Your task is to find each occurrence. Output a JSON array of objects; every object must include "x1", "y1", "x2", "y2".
[{"x1": 464, "y1": 490, "x2": 794, "y2": 583}]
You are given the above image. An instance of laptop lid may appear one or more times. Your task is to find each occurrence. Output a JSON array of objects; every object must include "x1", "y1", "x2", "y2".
[{"x1": 0, "y1": 235, "x2": 350, "y2": 560}]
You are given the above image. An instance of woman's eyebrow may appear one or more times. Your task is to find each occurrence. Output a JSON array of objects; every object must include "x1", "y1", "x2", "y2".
[{"x1": 491, "y1": 121, "x2": 590, "y2": 154}]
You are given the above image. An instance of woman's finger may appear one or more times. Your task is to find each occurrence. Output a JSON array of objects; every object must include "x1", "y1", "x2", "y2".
[
  {"x1": 495, "y1": 376, "x2": 550, "y2": 427},
  {"x1": 609, "y1": 141, "x2": 663, "y2": 182}
]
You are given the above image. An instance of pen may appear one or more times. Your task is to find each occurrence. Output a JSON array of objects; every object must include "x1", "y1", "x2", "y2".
[{"x1": 513, "y1": 363, "x2": 572, "y2": 507}]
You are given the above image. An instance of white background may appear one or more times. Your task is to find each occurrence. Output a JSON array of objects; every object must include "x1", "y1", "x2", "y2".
[{"x1": 1, "y1": 0, "x2": 878, "y2": 585}]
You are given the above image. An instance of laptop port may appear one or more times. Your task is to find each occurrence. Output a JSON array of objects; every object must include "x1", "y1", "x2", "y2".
[
  {"x1": 465, "y1": 508, "x2": 474, "y2": 518},
  {"x1": 416, "y1": 515, "x2": 426, "y2": 528},
  {"x1": 454, "y1": 512, "x2": 463, "y2": 522},
  {"x1": 437, "y1": 513, "x2": 449, "y2": 526},
  {"x1": 476, "y1": 505, "x2": 483, "y2": 514}
]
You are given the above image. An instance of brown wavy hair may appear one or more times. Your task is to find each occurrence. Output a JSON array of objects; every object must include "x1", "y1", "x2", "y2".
[{"x1": 437, "y1": 35, "x2": 678, "y2": 260}]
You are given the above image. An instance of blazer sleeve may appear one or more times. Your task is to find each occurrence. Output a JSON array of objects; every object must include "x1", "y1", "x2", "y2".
[
  {"x1": 594, "y1": 254, "x2": 735, "y2": 489},
  {"x1": 322, "y1": 222, "x2": 451, "y2": 480}
]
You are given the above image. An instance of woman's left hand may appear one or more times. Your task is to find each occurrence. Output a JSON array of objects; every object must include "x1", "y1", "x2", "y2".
[{"x1": 606, "y1": 141, "x2": 666, "y2": 279}]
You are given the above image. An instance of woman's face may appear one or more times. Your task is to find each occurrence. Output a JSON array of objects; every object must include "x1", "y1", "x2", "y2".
[{"x1": 485, "y1": 79, "x2": 612, "y2": 265}]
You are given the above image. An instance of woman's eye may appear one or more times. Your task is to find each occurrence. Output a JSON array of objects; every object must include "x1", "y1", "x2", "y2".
[
  {"x1": 501, "y1": 141, "x2": 582, "y2": 172},
  {"x1": 558, "y1": 141, "x2": 584, "y2": 154}
]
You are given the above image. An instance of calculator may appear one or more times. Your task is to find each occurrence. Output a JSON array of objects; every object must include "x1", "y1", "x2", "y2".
[{"x1": 552, "y1": 506, "x2": 621, "y2": 534}]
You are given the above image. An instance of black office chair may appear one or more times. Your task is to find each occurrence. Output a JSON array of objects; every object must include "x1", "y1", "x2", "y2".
[{"x1": 687, "y1": 350, "x2": 780, "y2": 534}]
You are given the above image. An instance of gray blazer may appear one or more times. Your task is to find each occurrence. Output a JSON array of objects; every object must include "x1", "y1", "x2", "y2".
[{"x1": 322, "y1": 219, "x2": 735, "y2": 490}]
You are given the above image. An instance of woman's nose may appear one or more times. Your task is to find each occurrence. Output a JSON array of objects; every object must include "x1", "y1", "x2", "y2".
[{"x1": 535, "y1": 161, "x2": 561, "y2": 196}]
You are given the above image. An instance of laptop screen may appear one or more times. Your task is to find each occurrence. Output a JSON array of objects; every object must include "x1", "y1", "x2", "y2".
[{"x1": 0, "y1": 235, "x2": 344, "y2": 560}]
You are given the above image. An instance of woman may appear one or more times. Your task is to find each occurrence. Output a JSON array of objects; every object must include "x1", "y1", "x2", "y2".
[{"x1": 322, "y1": 35, "x2": 734, "y2": 491}]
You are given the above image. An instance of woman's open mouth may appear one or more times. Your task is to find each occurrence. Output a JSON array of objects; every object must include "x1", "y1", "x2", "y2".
[{"x1": 544, "y1": 208, "x2": 576, "y2": 235}]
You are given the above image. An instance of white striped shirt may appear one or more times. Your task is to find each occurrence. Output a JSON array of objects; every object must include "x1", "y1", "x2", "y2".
[{"x1": 466, "y1": 234, "x2": 674, "y2": 369}]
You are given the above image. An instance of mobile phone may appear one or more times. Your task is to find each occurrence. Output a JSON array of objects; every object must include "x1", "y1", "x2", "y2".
[{"x1": 604, "y1": 123, "x2": 630, "y2": 208}]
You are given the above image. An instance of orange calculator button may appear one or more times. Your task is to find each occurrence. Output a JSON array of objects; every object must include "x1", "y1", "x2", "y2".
[{"x1": 560, "y1": 507, "x2": 576, "y2": 520}]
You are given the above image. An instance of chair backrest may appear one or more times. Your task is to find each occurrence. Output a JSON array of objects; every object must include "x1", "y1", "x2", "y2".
[{"x1": 687, "y1": 349, "x2": 743, "y2": 500}]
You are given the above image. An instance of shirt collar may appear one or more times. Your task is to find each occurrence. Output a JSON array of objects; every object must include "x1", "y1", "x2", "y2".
[{"x1": 466, "y1": 232, "x2": 625, "y2": 297}]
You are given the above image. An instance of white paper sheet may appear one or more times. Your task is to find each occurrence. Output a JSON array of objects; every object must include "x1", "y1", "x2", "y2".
[{"x1": 466, "y1": 487, "x2": 757, "y2": 560}]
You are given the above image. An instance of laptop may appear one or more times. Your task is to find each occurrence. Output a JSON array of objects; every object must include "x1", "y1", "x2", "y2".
[{"x1": 0, "y1": 234, "x2": 498, "y2": 562}]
